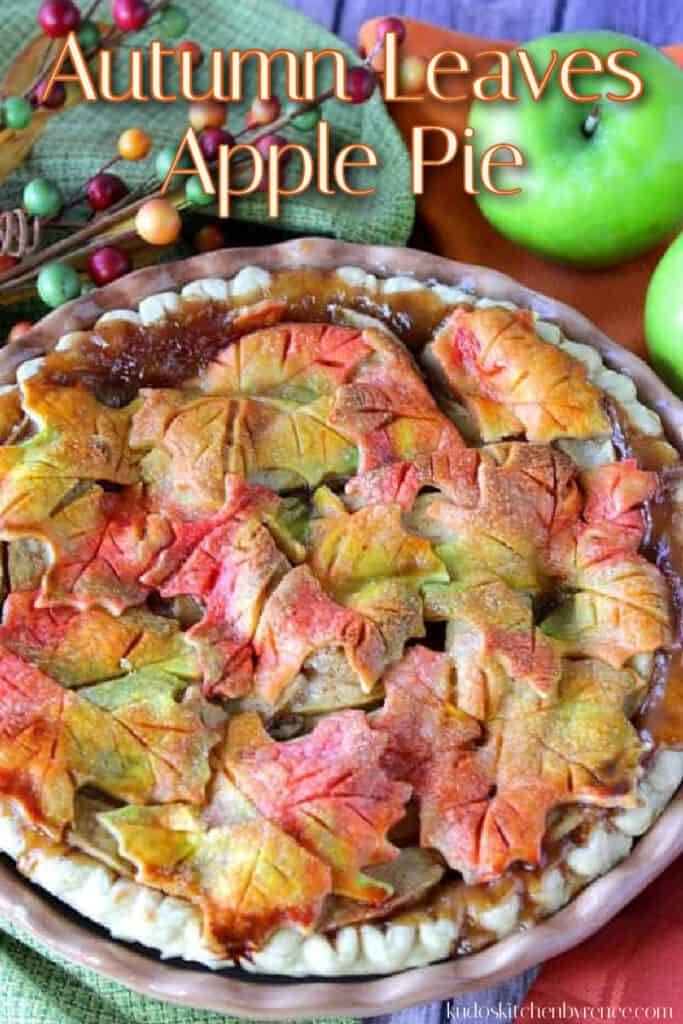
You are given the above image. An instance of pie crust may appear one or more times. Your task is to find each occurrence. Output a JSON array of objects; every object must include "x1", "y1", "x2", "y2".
[{"x1": 0, "y1": 239, "x2": 681, "y2": 1005}]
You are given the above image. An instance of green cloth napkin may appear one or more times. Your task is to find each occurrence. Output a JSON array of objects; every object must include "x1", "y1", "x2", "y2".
[
  {"x1": 1, "y1": 0, "x2": 415, "y2": 244},
  {"x1": 0, "y1": 0, "x2": 411, "y2": 1018},
  {"x1": 0, "y1": 919, "x2": 357, "y2": 1024}
]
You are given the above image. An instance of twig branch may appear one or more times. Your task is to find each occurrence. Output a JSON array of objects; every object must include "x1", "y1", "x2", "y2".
[{"x1": 0, "y1": 24, "x2": 386, "y2": 295}]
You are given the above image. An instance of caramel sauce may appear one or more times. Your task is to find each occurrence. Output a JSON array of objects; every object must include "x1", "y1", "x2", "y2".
[
  {"x1": 40, "y1": 270, "x2": 459, "y2": 402},
  {"x1": 637, "y1": 492, "x2": 683, "y2": 749}
]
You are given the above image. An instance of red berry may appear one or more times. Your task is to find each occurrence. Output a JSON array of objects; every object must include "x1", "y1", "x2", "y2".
[
  {"x1": 194, "y1": 224, "x2": 226, "y2": 253},
  {"x1": 178, "y1": 40, "x2": 203, "y2": 68},
  {"x1": 375, "y1": 16, "x2": 406, "y2": 45},
  {"x1": 256, "y1": 133, "x2": 290, "y2": 165},
  {"x1": 88, "y1": 246, "x2": 132, "y2": 286},
  {"x1": 0, "y1": 255, "x2": 17, "y2": 273},
  {"x1": 35, "y1": 77, "x2": 66, "y2": 109},
  {"x1": 38, "y1": 0, "x2": 81, "y2": 37},
  {"x1": 199, "y1": 127, "x2": 235, "y2": 161},
  {"x1": 86, "y1": 172, "x2": 128, "y2": 212},
  {"x1": 111, "y1": 0, "x2": 150, "y2": 32},
  {"x1": 8, "y1": 321, "x2": 33, "y2": 342},
  {"x1": 345, "y1": 66, "x2": 376, "y2": 104}
]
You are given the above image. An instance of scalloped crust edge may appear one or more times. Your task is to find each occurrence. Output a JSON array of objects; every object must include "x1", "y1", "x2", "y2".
[{"x1": 1, "y1": 749, "x2": 681, "y2": 977}]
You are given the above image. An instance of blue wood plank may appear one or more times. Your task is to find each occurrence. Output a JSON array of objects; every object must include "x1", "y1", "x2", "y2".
[
  {"x1": 288, "y1": 0, "x2": 683, "y2": 44},
  {"x1": 560, "y1": 0, "x2": 683, "y2": 45}
]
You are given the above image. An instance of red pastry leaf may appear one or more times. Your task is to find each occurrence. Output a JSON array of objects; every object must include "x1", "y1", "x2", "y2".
[
  {"x1": 224, "y1": 709, "x2": 411, "y2": 902},
  {"x1": 252, "y1": 566, "x2": 386, "y2": 706},
  {"x1": 425, "y1": 306, "x2": 610, "y2": 442},
  {"x1": 162, "y1": 517, "x2": 290, "y2": 697}
]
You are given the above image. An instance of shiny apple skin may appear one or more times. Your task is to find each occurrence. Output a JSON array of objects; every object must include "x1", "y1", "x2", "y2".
[
  {"x1": 645, "y1": 233, "x2": 683, "y2": 395},
  {"x1": 468, "y1": 31, "x2": 683, "y2": 267}
]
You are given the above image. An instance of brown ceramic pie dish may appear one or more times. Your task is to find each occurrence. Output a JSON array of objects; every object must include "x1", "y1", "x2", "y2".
[{"x1": 0, "y1": 238, "x2": 681, "y2": 1018}]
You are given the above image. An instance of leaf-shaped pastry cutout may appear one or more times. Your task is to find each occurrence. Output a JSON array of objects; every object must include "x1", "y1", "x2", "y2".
[
  {"x1": 223, "y1": 710, "x2": 411, "y2": 903},
  {"x1": 0, "y1": 649, "x2": 215, "y2": 838},
  {"x1": 0, "y1": 378, "x2": 138, "y2": 534},
  {"x1": 37, "y1": 485, "x2": 173, "y2": 614},
  {"x1": 372, "y1": 646, "x2": 480, "y2": 789},
  {"x1": 410, "y1": 443, "x2": 581, "y2": 594},
  {"x1": 374, "y1": 648, "x2": 644, "y2": 882},
  {"x1": 81, "y1": 673, "x2": 217, "y2": 806},
  {"x1": 309, "y1": 490, "x2": 448, "y2": 600},
  {"x1": 329, "y1": 333, "x2": 464, "y2": 473},
  {"x1": 200, "y1": 322, "x2": 372, "y2": 399},
  {"x1": 541, "y1": 558, "x2": 671, "y2": 667},
  {"x1": 422, "y1": 658, "x2": 646, "y2": 881},
  {"x1": 99, "y1": 797, "x2": 331, "y2": 954},
  {"x1": 307, "y1": 488, "x2": 447, "y2": 660},
  {"x1": 130, "y1": 389, "x2": 357, "y2": 506},
  {"x1": 0, "y1": 591, "x2": 198, "y2": 686},
  {"x1": 345, "y1": 447, "x2": 481, "y2": 511},
  {"x1": 543, "y1": 459, "x2": 671, "y2": 666},
  {"x1": 161, "y1": 516, "x2": 290, "y2": 697},
  {"x1": 424, "y1": 306, "x2": 610, "y2": 442},
  {"x1": 423, "y1": 578, "x2": 561, "y2": 718},
  {"x1": 252, "y1": 565, "x2": 386, "y2": 706}
]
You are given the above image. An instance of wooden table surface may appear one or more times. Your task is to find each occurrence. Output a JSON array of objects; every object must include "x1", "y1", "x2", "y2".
[
  {"x1": 284, "y1": 0, "x2": 683, "y2": 47},
  {"x1": 276, "y1": 2, "x2": 682, "y2": 1022}
]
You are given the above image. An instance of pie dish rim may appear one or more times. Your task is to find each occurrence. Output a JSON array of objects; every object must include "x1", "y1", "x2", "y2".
[{"x1": 0, "y1": 235, "x2": 681, "y2": 1018}]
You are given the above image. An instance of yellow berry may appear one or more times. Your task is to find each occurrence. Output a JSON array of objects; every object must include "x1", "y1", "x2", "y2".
[
  {"x1": 398, "y1": 55, "x2": 427, "y2": 94},
  {"x1": 135, "y1": 199, "x2": 182, "y2": 246},
  {"x1": 118, "y1": 128, "x2": 152, "y2": 161},
  {"x1": 189, "y1": 100, "x2": 227, "y2": 132}
]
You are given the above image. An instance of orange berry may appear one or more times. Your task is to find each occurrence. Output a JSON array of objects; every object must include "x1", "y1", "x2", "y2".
[
  {"x1": 8, "y1": 320, "x2": 32, "y2": 341},
  {"x1": 118, "y1": 127, "x2": 152, "y2": 161},
  {"x1": 398, "y1": 55, "x2": 427, "y2": 94},
  {"x1": 245, "y1": 96, "x2": 280, "y2": 129},
  {"x1": 189, "y1": 100, "x2": 227, "y2": 132},
  {"x1": 194, "y1": 223, "x2": 226, "y2": 253},
  {"x1": 135, "y1": 199, "x2": 182, "y2": 246}
]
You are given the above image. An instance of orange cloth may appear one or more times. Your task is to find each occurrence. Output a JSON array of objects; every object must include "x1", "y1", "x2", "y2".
[
  {"x1": 519, "y1": 859, "x2": 683, "y2": 1019},
  {"x1": 358, "y1": 18, "x2": 683, "y2": 357}
]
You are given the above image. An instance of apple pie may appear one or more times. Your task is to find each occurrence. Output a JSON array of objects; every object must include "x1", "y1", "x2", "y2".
[{"x1": 0, "y1": 258, "x2": 681, "y2": 977}]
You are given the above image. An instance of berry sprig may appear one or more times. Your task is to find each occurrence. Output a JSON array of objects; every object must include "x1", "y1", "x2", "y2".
[{"x1": 0, "y1": 13, "x2": 410, "y2": 318}]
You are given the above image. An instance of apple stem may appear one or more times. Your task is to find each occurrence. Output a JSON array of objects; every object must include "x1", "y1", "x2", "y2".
[{"x1": 582, "y1": 104, "x2": 602, "y2": 138}]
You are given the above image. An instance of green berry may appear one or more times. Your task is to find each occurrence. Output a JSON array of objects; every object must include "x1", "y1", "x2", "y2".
[
  {"x1": 37, "y1": 263, "x2": 81, "y2": 309},
  {"x1": 77, "y1": 20, "x2": 100, "y2": 50},
  {"x1": 23, "y1": 178, "x2": 63, "y2": 218},
  {"x1": 4, "y1": 97, "x2": 32, "y2": 131},
  {"x1": 185, "y1": 174, "x2": 214, "y2": 206},
  {"x1": 155, "y1": 145, "x2": 192, "y2": 181},
  {"x1": 159, "y1": 5, "x2": 189, "y2": 39},
  {"x1": 292, "y1": 107, "x2": 321, "y2": 132}
]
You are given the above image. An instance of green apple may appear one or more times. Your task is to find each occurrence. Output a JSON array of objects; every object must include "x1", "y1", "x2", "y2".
[
  {"x1": 468, "y1": 31, "x2": 683, "y2": 266},
  {"x1": 645, "y1": 233, "x2": 683, "y2": 394}
]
